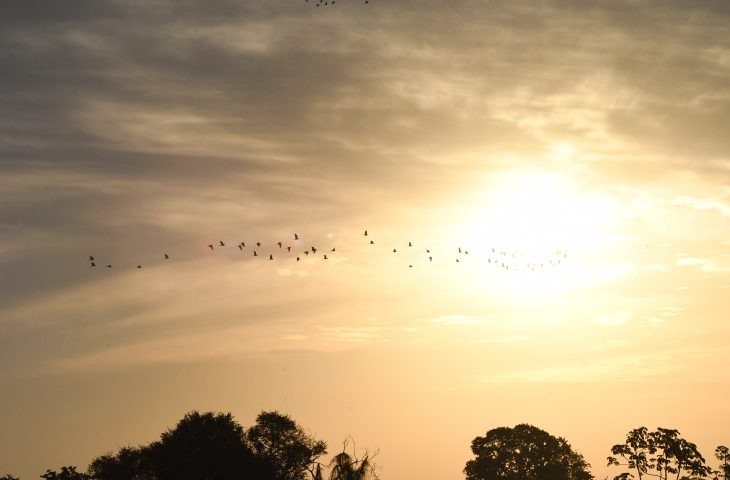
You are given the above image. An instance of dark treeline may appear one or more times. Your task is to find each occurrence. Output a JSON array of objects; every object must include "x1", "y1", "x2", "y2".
[
  {"x1": 2, "y1": 412, "x2": 728, "y2": 480},
  {"x1": 1, "y1": 411, "x2": 376, "y2": 480}
]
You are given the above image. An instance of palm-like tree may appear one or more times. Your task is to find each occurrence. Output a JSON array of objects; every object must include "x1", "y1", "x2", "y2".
[{"x1": 328, "y1": 451, "x2": 377, "y2": 480}]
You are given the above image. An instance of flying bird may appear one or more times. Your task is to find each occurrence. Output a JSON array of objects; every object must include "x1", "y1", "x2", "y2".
[
  {"x1": 323, "y1": 255, "x2": 328, "y2": 260},
  {"x1": 137, "y1": 265, "x2": 142, "y2": 269},
  {"x1": 164, "y1": 253, "x2": 169, "y2": 259},
  {"x1": 370, "y1": 240, "x2": 375, "y2": 245},
  {"x1": 269, "y1": 254, "x2": 274, "y2": 260},
  {"x1": 253, "y1": 251, "x2": 258, "y2": 256},
  {"x1": 238, "y1": 245, "x2": 243, "y2": 250},
  {"x1": 277, "y1": 242, "x2": 282, "y2": 248},
  {"x1": 256, "y1": 242, "x2": 262, "y2": 247},
  {"x1": 331, "y1": 248, "x2": 335, "y2": 252},
  {"x1": 106, "y1": 264, "x2": 112, "y2": 268},
  {"x1": 219, "y1": 240, "x2": 225, "y2": 246},
  {"x1": 90, "y1": 262, "x2": 96, "y2": 267},
  {"x1": 208, "y1": 244, "x2": 214, "y2": 250},
  {"x1": 287, "y1": 246, "x2": 292, "y2": 252},
  {"x1": 364, "y1": 230, "x2": 368, "y2": 236},
  {"x1": 89, "y1": 256, "x2": 94, "y2": 261},
  {"x1": 294, "y1": 233, "x2": 299, "y2": 240},
  {"x1": 311, "y1": 246, "x2": 317, "y2": 253},
  {"x1": 408, "y1": 242, "x2": 412, "y2": 247},
  {"x1": 296, "y1": 257, "x2": 300, "y2": 262}
]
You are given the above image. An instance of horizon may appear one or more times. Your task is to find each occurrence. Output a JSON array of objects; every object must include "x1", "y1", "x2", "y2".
[{"x1": 1, "y1": 0, "x2": 729, "y2": 479}]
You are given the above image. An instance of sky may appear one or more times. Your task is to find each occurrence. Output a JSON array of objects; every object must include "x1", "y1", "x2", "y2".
[{"x1": 1, "y1": 0, "x2": 729, "y2": 478}]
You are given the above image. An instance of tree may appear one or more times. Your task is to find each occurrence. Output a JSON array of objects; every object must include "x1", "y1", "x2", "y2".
[
  {"x1": 608, "y1": 427, "x2": 710, "y2": 480},
  {"x1": 40, "y1": 466, "x2": 89, "y2": 480},
  {"x1": 327, "y1": 440, "x2": 378, "y2": 480},
  {"x1": 147, "y1": 411, "x2": 274, "y2": 480},
  {"x1": 247, "y1": 411, "x2": 327, "y2": 480},
  {"x1": 716, "y1": 446, "x2": 730, "y2": 480},
  {"x1": 88, "y1": 446, "x2": 151, "y2": 480},
  {"x1": 89, "y1": 411, "x2": 275, "y2": 480},
  {"x1": 0, "y1": 475, "x2": 20, "y2": 480},
  {"x1": 464, "y1": 424, "x2": 593, "y2": 480}
]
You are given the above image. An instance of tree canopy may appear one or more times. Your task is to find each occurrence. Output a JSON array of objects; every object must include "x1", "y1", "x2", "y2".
[
  {"x1": 89, "y1": 410, "x2": 324, "y2": 480},
  {"x1": 607, "y1": 427, "x2": 711, "y2": 480},
  {"x1": 247, "y1": 411, "x2": 327, "y2": 480},
  {"x1": 464, "y1": 423, "x2": 593, "y2": 480}
]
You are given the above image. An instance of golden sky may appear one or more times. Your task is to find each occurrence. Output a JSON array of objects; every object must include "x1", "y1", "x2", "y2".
[{"x1": 1, "y1": 1, "x2": 729, "y2": 478}]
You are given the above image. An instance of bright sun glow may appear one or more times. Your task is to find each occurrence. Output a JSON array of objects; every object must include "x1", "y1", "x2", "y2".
[{"x1": 456, "y1": 170, "x2": 620, "y2": 298}]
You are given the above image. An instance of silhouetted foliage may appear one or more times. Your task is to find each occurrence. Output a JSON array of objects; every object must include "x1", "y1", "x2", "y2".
[
  {"x1": 327, "y1": 440, "x2": 378, "y2": 480},
  {"x1": 88, "y1": 446, "x2": 153, "y2": 480},
  {"x1": 716, "y1": 446, "x2": 730, "y2": 480},
  {"x1": 40, "y1": 466, "x2": 90, "y2": 480},
  {"x1": 0, "y1": 474, "x2": 20, "y2": 480},
  {"x1": 608, "y1": 427, "x2": 711, "y2": 480},
  {"x1": 464, "y1": 424, "x2": 592, "y2": 480},
  {"x1": 89, "y1": 411, "x2": 276, "y2": 480},
  {"x1": 247, "y1": 411, "x2": 327, "y2": 480}
]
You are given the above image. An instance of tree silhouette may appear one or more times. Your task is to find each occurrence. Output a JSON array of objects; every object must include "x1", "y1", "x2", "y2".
[
  {"x1": 327, "y1": 440, "x2": 378, "y2": 480},
  {"x1": 716, "y1": 446, "x2": 730, "y2": 480},
  {"x1": 40, "y1": 466, "x2": 90, "y2": 480},
  {"x1": 247, "y1": 411, "x2": 327, "y2": 480},
  {"x1": 88, "y1": 446, "x2": 152, "y2": 480},
  {"x1": 608, "y1": 427, "x2": 710, "y2": 480},
  {"x1": 464, "y1": 424, "x2": 592, "y2": 480},
  {"x1": 89, "y1": 411, "x2": 275, "y2": 480},
  {"x1": 0, "y1": 475, "x2": 20, "y2": 480}
]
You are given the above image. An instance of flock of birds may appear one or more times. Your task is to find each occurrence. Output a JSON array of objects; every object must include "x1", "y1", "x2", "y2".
[
  {"x1": 305, "y1": 0, "x2": 370, "y2": 7},
  {"x1": 87, "y1": 230, "x2": 568, "y2": 273}
]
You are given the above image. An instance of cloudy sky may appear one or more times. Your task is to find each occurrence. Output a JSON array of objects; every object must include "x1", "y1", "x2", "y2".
[{"x1": 1, "y1": 0, "x2": 729, "y2": 478}]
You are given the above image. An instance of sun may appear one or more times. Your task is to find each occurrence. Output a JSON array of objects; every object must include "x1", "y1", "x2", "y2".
[{"x1": 455, "y1": 170, "x2": 618, "y2": 298}]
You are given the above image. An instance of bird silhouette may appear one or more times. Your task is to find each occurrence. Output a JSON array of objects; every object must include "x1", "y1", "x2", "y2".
[
  {"x1": 269, "y1": 254, "x2": 274, "y2": 260},
  {"x1": 323, "y1": 255, "x2": 328, "y2": 260},
  {"x1": 429, "y1": 256, "x2": 433, "y2": 262},
  {"x1": 164, "y1": 253, "x2": 170, "y2": 259},
  {"x1": 219, "y1": 240, "x2": 225, "y2": 246},
  {"x1": 254, "y1": 251, "x2": 258, "y2": 256},
  {"x1": 370, "y1": 240, "x2": 375, "y2": 245},
  {"x1": 287, "y1": 246, "x2": 292, "y2": 252},
  {"x1": 311, "y1": 246, "x2": 317, "y2": 253},
  {"x1": 241, "y1": 242, "x2": 246, "y2": 247},
  {"x1": 90, "y1": 262, "x2": 96, "y2": 267},
  {"x1": 393, "y1": 248, "x2": 397, "y2": 253},
  {"x1": 208, "y1": 244, "x2": 214, "y2": 250},
  {"x1": 364, "y1": 230, "x2": 368, "y2": 236},
  {"x1": 106, "y1": 264, "x2": 112, "y2": 268},
  {"x1": 89, "y1": 256, "x2": 94, "y2": 261},
  {"x1": 277, "y1": 242, "x2": 282, "y2": 248},
  {"x1": 238, "y1": 245, "x2": 243, "y2": 250},
  {"x1": 294, "y1": 233, "x2": 299, "y2": 240},
  {"x1": 408, "y1": 242, "x2": 412, "y2": 247},
  {"x1": 296, "y1": 256, "x2": 300, "y2": 262},
  {"x1": 256, "y1": 242, "x2": 262, "y2": 247},
  {"x1": 137, "y1": 265, "x2": 142, "y2": 269},
  {"x1": 304, "y1": 251, "x2": 309, "y2": 256},
  {"x1": 331, "y1": 248, "x2": 335, "y2": 252}
]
